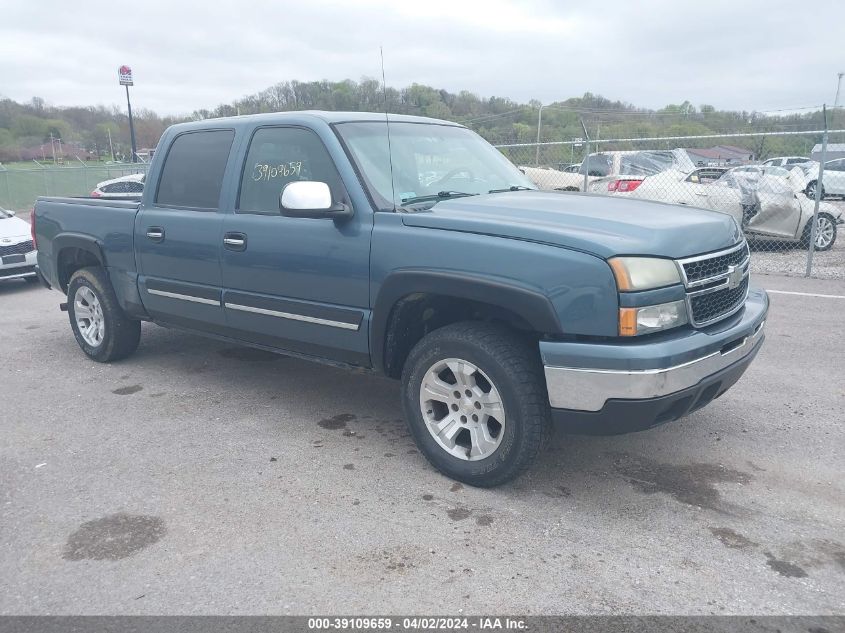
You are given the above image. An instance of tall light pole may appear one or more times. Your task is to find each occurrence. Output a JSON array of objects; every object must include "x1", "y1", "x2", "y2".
[
  {"x1": 834, "y1": 72, "x2": 844, "y2": 108},
  {"x1": 118, "y1": 66, "x2": 137, "y2": 163},
  {"x1": 535, "y1": 104, "x2": 545, "y2": 166}
]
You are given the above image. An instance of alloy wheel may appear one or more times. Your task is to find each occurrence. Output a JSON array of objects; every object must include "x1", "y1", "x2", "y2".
[{"x1": 419, "y1": 358, "x2": 506, "y2": 461}]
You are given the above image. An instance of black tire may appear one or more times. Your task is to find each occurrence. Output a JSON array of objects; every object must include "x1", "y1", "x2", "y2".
[
  {"x1": 67, "y1": 267, "x2": 141, "y2": 362},
  {"x1": 401, "y1": 322, "x2": 551, "y2": 487},
  {"x1": 805, "y1": 180, "x2": 824, "y2": 200},
  {"x1": 799, "y1": 213, "x2": 837, "y2": 251}
]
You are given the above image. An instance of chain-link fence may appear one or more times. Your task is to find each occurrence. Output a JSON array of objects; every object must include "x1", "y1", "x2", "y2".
[
  {"x1": 494, "y1": 125, "x2": 845, "y2": 280},
  {"x1": 0, "y1": 163, "x2": 149, "y2": 213}
]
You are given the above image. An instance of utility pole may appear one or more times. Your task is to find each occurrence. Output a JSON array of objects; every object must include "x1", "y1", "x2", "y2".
[
  {"x1": 49, "y1": 132, "x2": 56, "y2": 164},
  {"x1": 806, "y1": 105, "x2": 828, "y2": 277},
  {"x1": 118, "y1": 66, "x2": 137, "y2": 163},
  {"x1": 535, "y1": 104, "x2": 545, "y2": 166},
  {"x1": 834, "y1": 72, "x2": 843, "y2": 108},
  {"x1": 107, "y1": 127, "x2": 115, "y2": 162}
]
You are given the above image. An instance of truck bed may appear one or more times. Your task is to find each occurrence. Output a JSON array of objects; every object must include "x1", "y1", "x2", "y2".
[{"x1": 33, "y1": 196, "x2": 142, "y2": 294}]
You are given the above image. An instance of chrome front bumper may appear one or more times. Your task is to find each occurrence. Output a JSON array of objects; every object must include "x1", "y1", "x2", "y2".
[
  {"x1": 541, "y1": 286, "x2": 769, "y2": 413},
  {"x1": 544, "y1": 320, "x2": 764, "y2": 411}
]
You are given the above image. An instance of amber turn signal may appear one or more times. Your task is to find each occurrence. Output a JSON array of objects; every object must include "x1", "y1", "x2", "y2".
[{"x1": 619, "y1": 308, "x2": 638, "y2": 336}]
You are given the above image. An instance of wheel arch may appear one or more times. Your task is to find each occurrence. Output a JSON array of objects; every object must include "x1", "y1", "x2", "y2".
[
  {"x1": 54, "y1": 234, "x2": 106, "y2": 292},
  {"x1": 371, "y1": 270, "x2": 563, "y2": 378}
]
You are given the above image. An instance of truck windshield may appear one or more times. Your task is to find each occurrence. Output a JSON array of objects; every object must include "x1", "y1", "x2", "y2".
[{"x1": 335, "y1": 121, "x2": 535, "y2": 210}]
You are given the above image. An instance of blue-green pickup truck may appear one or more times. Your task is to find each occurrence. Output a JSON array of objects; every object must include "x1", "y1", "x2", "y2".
[{"x1": 32, "y1": 112, "x2": 768, "y2": 487}]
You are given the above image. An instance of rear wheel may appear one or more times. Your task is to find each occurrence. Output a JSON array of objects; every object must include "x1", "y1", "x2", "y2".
[
  {"x1": 67, "y1": 267, "x2": 141, "y2": 362},
  {"x1": 401, "y1": 322, "x2": 551, "y2": 487}
]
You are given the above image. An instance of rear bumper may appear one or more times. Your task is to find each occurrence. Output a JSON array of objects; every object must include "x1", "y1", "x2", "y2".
[{"x1": 541, "y1": 285, "x2": 768, "y2": 434}]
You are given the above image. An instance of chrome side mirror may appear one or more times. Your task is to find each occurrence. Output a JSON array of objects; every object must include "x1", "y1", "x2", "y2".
[{"x1": 279, "y1": 181, "x2": 351, "y2": 219}]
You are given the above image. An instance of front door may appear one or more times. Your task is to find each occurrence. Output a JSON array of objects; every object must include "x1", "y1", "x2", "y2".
[
  {"x1": 219, "y1": 125, "x2": 372, "y2": 366},
  {"x1": 135, "y1": 128, "x2": 235, "y2": 332}
]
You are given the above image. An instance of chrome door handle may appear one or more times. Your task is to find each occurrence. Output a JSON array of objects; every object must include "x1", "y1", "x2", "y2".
[
  {"x1": 223, "y1": 232, "x2": 247, "y2": 251},
  {"x1": 146, "y1": 227, "x2": 164, "y2": 241}
]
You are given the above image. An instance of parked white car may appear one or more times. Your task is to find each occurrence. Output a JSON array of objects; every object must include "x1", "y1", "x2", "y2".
[
  {"x1": 800, "y1": 158, "x2": 845, "y2": 199},
  {"x1": 91, "y1": 173, "x2": 145, "y2": 199},
  {"x1": 0, "y1": 206, "x2": 38, "y2": 283},
  {"x1": 610, "y1": 165, "x2": 842, "y2": 250}
]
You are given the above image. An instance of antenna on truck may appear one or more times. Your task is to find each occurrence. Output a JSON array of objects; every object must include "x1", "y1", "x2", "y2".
[{"x1": 380, "y1": 46, "x2": 397, "y2": 211}]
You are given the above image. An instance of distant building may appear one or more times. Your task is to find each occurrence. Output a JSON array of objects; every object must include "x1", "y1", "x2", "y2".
[
  {"x1": 684, "y1": 145, "x2": 755, "y2": 167},
  {"x1": 811, "y1": 143, "x2": 845, "y2": 162}
]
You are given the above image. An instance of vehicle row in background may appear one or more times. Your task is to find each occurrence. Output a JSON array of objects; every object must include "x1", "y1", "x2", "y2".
[{"x1": 601, "y1": 165, "x2": 842, "y2": 250}]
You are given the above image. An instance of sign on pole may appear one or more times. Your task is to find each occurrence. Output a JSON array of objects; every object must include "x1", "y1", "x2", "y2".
[{"x1": 118, "y1": 65, "x2": 133, "y2": 86}]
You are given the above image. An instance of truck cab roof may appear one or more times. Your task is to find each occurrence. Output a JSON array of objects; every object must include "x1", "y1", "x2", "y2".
[{"x1": 168, "y1": 110, "x2": 463, "y2": 135}]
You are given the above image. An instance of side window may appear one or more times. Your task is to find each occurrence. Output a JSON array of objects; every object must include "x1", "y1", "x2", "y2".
[
  {"x1": 100, "y1": 183, "x2": 119, "y2": 193},
  {"x1": 238, "y1": 127, "x2": 344, "y2": 215},
  {"x1": 828, "y1": 159, "x2": 845, "y2": 171},
  {"x1": 156, "y1": 130, "x2": 235, "y2": 209},
  {"x1": 127, "y1": 181, "x2": 144, "y2": 193}
]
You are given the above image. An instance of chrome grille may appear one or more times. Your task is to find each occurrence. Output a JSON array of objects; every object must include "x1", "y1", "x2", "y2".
[
  {"x1": 677, "y1": 241, "x2": 750, "y2": 327},
  {"x1": 0, "y1": 240, "x2": 35, "y2": 257},
  {"x1": 682, "y1": 242, "x2": 749, "y2": 283},
  {"x1": 690, "y1": 277, "x2": 749, "y2": 325}
]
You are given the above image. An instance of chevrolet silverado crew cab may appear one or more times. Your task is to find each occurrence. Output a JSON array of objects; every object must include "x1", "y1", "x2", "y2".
[{"x1": 33, "y1": 112, "x2": 768, "y2": 487}]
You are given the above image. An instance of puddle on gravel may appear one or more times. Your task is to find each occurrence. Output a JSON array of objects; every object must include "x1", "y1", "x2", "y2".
[
  {"x1": 318, "y1": 413, "x2": 356, "y2": 430},
  {"x1": 63, "y1": 513, "x2": 166, "y2": 561},
  {"x1": 614, "y1": 454, "x2": 752, "y2": 514},
  {"x1": 764, "y1": 552, "x2": 808, "y2": 578},
  {"x1": 709, "y1": 527, "x2": 758, "y2": 549},
  {"x1": 112, "y1": 385, "x2": 143, "y2": 396},
  {"x1": 447, "y1": 507, "x2": 472, "y2": 521}
]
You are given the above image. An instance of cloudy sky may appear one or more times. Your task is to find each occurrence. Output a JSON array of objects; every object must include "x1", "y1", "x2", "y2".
[{"x1": 1, "y1": 0, "x2": 843, "y2": 115}]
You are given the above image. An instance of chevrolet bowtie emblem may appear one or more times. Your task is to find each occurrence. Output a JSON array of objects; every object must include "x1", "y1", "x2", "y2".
[{"x1": 727, "y1": 265, "x2": 743, "y2": 290}]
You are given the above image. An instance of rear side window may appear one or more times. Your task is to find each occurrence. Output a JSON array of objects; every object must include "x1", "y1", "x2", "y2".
[
  {"x1": 156, "y1": 130, "x2": 235, "y2": 209},
  {"x1": 238, "y1": 127, "x2": 344, "y2": 215},
  {"x1": 619, "y1": 151, "x2": 676, "y2": 177},
  {"x1": 579, "y1": 154, "x2": 611, "y2": 177}
]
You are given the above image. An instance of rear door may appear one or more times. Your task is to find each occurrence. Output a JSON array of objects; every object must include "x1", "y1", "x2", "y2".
[
  {"x1": 135, "y1": 128, "x2": 236, "y2": 332},
  {"x1": 219, "y1": 125, "x2": 372, "y2": 365}
]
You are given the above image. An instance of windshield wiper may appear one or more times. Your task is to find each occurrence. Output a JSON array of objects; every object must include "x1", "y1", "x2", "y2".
[
  {"x1": 488, "y1": 185, "x2": 534, "y2": 193},
  {"x1": 401, "y1": 191, "x2": 477, "y2": 204}
]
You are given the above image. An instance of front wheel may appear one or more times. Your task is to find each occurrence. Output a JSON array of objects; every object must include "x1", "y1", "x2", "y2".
[
  {"x1": 800, "y1": 213, "x2": 837, "y2": 251},
  {"x1": 401, "y1": 322, "x2": 551, "y2": 487},
  {"x1": 67, "y1": 267, "x2": 141, "y2": 362}
]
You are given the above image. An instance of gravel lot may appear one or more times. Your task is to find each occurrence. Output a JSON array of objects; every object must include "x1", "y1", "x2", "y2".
[{"x1": 1, "y1": 274, "x2": 843, "y2": 615}]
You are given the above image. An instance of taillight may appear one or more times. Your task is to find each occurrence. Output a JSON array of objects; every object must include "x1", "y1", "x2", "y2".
[
  {"x1": 30, "y1": 207, "x2": 37, "y2": 248},
  {"x1": 617, "y1": 180, "x2": 643, "y2": 192},
  {"x1": 90, "y1": 190, "x2": 101, "y2": 197},
  {"x1": 607, "y1": 180, "x2": 619, "y2": 192}
]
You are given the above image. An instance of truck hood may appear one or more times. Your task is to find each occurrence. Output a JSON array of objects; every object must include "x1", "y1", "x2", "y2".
[{"x1": 401, "y1": 191, "x2": 741, "y2": 259}]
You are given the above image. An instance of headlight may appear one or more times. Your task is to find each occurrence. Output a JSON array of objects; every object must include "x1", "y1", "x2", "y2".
[
  {"x1": 619, "y1": 300, "x2": 688, "y2": 336},
  {"x1": 608, "y1": 257, "x2": 681, "y2": 291}
]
